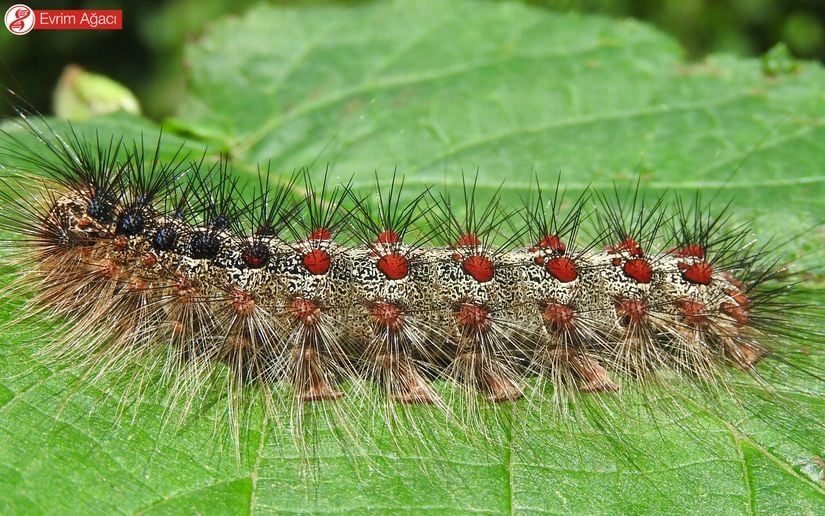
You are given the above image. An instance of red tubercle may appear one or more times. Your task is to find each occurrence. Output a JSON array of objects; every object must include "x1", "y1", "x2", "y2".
[
  {"x1": 173, "y1": 275, "x2": 198, "y2": 300},
  {"x1": 241, "y1": 244, "x2": 270, "y2": 268},
  {"x1": 669, "y1": 243, "x2": 705, "y2": 259},
  {"x1": 126, "y1": 277, "x2": 148, "y2": 293},
  {"x1": 242, "y1": 252, "x2": 266, "y2": 268},
  {"x1": 370, "y1": 302, "x2": 404, "y2": 331},
  {"x1": 534, "y1": 255, "x2": 545, "y2": 266},
  {"x1": 615, "y1": 298, "x2": 647, "y2": 325},
  {"x1": 376, "y1": 229, "x2": 400, "y2": 244},
  {"x1": 545, "y1": 256, "x2": 578, "y2": 283},
  {"x1": 719, "y1": 285, "x2": 751, "y2": 325},
  {"x1": 536, "y1": 234, "x2": 566, "y2": 253},
  {"x1": 289, "y1": 298, "x2": 322, "y2": 326},
  {"x1": 678, "y1": 299, "x2": 707, "y2": 326},
  {"x1": 230, "y1": 288, "x2": 257, "y2": 317},
  {"x1": 729, "y1": 290, "x2": 751, "y2": 309},
  {"x1": 720, "y1": 301, "x2": 749, "y2": 325},
  {"x1": 376, "y1": 253, "x2": 409, "y2": 280},
  {"x1": 303, "y1": 249, "x2": 331, "y2": 275},
  {"x1": 462, "y1": 254, "x2": 494, "y2": 282},
  {"x1": 543, "y1": 303, "x2": 576, "y2": 332},
  {"x1": 607, "y1": 237, "x2": 643, "y2": 257},
  {"x1": 309, "y1": 227, "x2": 332, "y2": 241},
  {"x1": 456, "y1": 303, "x2": 491, "y2": 332},
  {"x1": 682, "y1": 261, "x2": 713, "y2": 285},
  {"x1": 456, "y1": 233, "x2": 481, "y2": 247},
  {"x1": 99, "y1": 259, "x2": 120, "y2": 280},
  {"x1": 622, "y1": 258, "x2": 653, "y2": 284},
  {"x1": 112, "y1": 235, "x2": 129, "y2": 250}
]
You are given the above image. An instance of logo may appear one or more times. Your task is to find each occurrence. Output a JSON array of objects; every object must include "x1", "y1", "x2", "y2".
[
  {"x1": 3, "y1": 4, "x2": 122, "y2": 33},
  {"x1": 4, "y1": 4, "x2": 35, "y2": 35}
]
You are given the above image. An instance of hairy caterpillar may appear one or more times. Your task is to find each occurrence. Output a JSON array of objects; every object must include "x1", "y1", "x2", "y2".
[
  {"x1": 0, "y1": 105, "x2": 823, "y2": 514},
  {"x1": 0, "y1": 109, "x2": 821, "y2": 438}
]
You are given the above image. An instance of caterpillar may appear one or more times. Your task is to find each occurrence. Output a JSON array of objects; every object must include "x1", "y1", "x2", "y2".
[
  {"x1": 1, "y1": 100, "x2": 824, "y2": 514},
  {"x1": 0, "y1": 109, "x2": 820, "y2": 438}
]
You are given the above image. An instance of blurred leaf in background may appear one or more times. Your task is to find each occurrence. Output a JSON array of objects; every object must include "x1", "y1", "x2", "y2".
[
  {"x1": 52, "y1": 64, "x2": 140, "y2": 119},
  {"x1": 2, "y1": 0, "x2": 825, "y2": 119}
]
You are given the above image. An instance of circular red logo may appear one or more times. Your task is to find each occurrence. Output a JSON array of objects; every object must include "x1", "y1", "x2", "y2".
[{"x1": 5, "y1": 4, "x2": 35, "y2": 35}]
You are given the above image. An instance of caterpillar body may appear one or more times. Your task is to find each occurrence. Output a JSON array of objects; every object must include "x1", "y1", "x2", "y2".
[{"x1": 0, "y1": 116, "x2": 811, "y2": 436}]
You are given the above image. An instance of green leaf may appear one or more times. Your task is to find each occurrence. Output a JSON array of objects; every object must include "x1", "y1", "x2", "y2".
[
  {"x1": 52, "y1": 65, "x2": 142, "y2": 121},
  {"x1": 1, "y1": 0, "x2": 823, "y2": 513}
]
